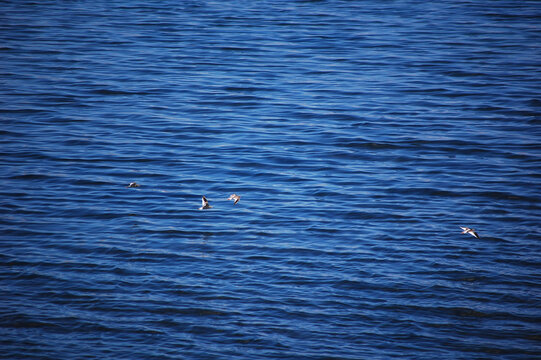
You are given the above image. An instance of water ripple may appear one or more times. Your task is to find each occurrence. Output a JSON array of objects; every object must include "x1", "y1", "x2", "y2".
[{"x1": 1, "y1": 0, "x2": 540, "y2": 359}]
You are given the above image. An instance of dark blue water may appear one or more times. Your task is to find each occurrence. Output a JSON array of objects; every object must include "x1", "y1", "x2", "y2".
[{"x1": 1, "y1": 1, "x2": 540, "y2": 359}]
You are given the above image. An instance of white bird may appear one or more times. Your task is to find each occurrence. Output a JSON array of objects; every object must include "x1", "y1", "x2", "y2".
[
  {"x1": 228, "y1": 194, "x2": 241, "y2": 205},
  {"x1": 460, "y1": 226, "x2": 480, "y2": 239},
  {"x1": 127, "y1": 182, "x2": 140, "y2": 188},
  {"x1": 199, "y1": 196, "x2": 212, "y2": 210}
]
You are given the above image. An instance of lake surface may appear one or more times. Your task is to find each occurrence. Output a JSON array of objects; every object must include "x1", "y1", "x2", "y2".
[{"x1": 1, "y1": 1, "x2": 540, "y2": 359}]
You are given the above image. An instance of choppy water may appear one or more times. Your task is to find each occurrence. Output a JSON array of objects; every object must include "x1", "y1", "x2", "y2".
[{"x1": 1, "y1": 1, "x2": 540, "y2": 359}]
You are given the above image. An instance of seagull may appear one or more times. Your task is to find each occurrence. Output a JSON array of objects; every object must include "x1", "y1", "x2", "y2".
[
  {"x1": 199, "y1": 196, "x2": 212, "y2": 210},
  {"x1": 127, "y1": 182, "x2": 140, "y2": 188},
  {"x1": 460, "y1": 226, "x2": 480, "y2": 239},
  {"x1": 228, "y1": 194, "x2": 241, "y2": 205}
]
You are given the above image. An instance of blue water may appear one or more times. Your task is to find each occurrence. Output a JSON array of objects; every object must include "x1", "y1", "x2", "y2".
[{"x1": 1, "y1": 1, "x2": 540, "y2": 359}]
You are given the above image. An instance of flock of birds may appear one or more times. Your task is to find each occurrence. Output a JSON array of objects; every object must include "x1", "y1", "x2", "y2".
[
  {"x1": 127, "y1": 182, "x2": 481, "y2": 239},
  {"x1": 199, "y1": 194, "x2": 241, "y2": 210},
  {"x1": 127, "y1": 182, "x2": 241, "y2": 210}
]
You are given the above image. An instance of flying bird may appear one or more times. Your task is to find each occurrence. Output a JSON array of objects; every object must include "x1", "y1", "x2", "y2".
[
  {"x1": 460, "y1": 226, "x2": 480, "y2": 239},
  {"x1": 228, "y1": 194, "x2": 241, "y2": 205},
  {"x1": 199, "y1": 196, "x2": 212, "y2": 210}
]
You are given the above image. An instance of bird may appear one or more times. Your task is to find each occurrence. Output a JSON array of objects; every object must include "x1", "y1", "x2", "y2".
[
  {"x1": 199, "y1": 196, "x2": 212, "y2": 210},
  {"x1": 127, "y1": 182, "x2": 140, "y2": 188},
  {"x1": 228, "y1": 194, "x2": 241, "y2": 205},
  {"x1": 460, "y1": 226, "x2": 480, "y2": 239}
]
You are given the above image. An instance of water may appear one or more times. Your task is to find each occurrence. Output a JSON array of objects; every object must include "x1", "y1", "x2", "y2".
[{"x1": 1, "y1": 1, "x2": 540, "y2": 359}]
